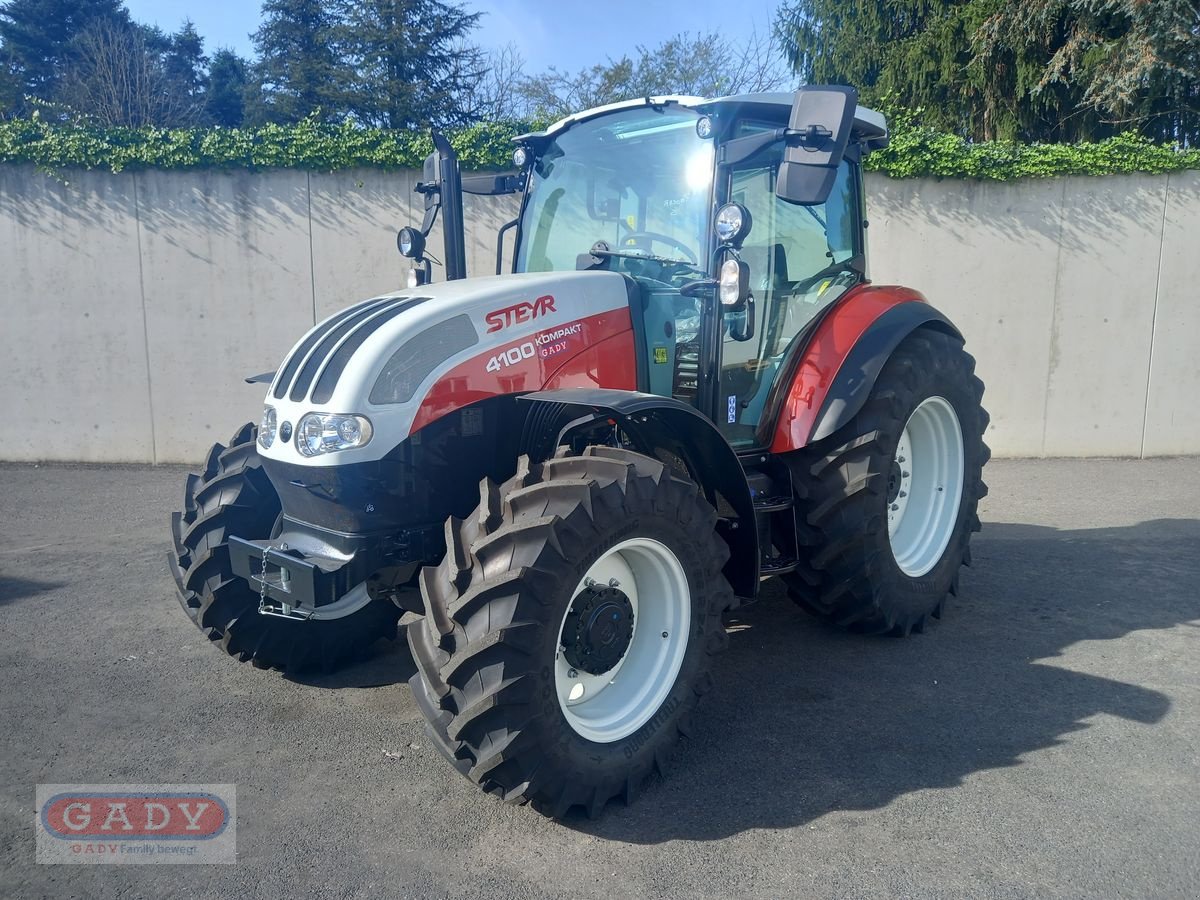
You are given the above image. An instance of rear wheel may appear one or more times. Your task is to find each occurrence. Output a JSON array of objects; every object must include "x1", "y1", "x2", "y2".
[
  {"x1": 408, "y1": 446, "x2": 734, "y2": 817},
  {"x1": 783, "y1": 329, "x2": 989, "y2": 635},
  {"x1": 168, "y1": 423, "x2": 401, "y2": 672}
]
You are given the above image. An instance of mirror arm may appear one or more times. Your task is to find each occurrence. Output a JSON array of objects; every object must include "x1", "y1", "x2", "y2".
[
  {"x1": 729, "y1": 294, "x2": 755, "y2": 342},
  {"x1": 495, "y1": 217, "x2": 519, "y2": 275}
]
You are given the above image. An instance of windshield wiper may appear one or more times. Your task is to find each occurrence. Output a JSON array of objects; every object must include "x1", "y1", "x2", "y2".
[{"x1": 581, "y1": 241, "x2": 706, "y2": 277}]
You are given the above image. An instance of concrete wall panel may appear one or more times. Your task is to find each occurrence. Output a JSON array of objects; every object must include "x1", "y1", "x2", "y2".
[
  {"x1": 309, "y1": 169, "x2": 419, "y2": 320},
  {"x1": 0, "y1": 167, "x2": 153, "y2": 462},
  {"x1": 865, "y1": 174, "x2": 1063, "y2": 456},
  {"x1": 1142, "y1": 170, "x2": 1200, "y2": 456},
  {"x1": 134, "y1": 169, "x2": 315, "y2": 462},
  {"x1": 1041, "y1": 175, "x2": 1166, "y2": 456}
]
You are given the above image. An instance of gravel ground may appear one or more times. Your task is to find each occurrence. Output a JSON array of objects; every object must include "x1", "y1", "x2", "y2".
[{"x1": 0, "y1": 457, "x2": 1198, "y2": 899}]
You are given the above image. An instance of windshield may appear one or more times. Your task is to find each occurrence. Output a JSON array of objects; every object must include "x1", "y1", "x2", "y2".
[{"x1": 515, "y1": 106, "x2": 714, "y2": 284}]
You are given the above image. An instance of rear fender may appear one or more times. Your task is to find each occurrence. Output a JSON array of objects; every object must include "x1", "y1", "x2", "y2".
[
  {"x1": 522, "y1": 388, "x2": 759, "y2": 600},
  {"x1": 768, "y1": 285, "x2": 962, "y2": 452}
]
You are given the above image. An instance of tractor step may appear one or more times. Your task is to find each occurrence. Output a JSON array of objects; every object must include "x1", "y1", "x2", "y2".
[
  {"x1": 752, "y1": 495, "x2": 793, "y2": 513},
  {"x1": 760, "y1": 555, "x2": 798, "y2": 577}
]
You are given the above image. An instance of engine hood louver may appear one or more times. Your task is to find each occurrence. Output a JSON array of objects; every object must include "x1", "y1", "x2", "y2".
[{"x1": 272, "y1": 295, "x2": 429, "y2": 404}]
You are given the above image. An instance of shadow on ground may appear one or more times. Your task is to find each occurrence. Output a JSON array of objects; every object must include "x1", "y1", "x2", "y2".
[
  {"x1": 558, "y1": 517, "x2": 1199, "y2": 841},
  {"x1": 0, "y1": 574, "x2": 65, "y2": 604}
]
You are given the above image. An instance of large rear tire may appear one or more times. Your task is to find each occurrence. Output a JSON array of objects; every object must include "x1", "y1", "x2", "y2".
[
  {"x1": 408, "y1": 446, "x2": 734, "y2": 817},
  {"x1": 168, "y1": 423, "x2": 401, "y2": 672},
  {"x1": 783, "y1": 329, "x2": 989, "y2": 635}
]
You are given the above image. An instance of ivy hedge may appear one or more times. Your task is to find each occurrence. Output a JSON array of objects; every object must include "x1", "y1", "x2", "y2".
[{"x1": 2, "y1": 110, "x2": 1198, "y2": 180}]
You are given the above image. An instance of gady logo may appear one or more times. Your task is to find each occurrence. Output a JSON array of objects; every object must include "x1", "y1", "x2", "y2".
[
  {"x1": 485, "y1": 294, "x2": 556, "y2": 333},
  {"x1": 41, "y1": 792, "x2": 228, "y2": 839},
  {"x1": 36, "y1": 784, "x2": 236, "y2": 864}
]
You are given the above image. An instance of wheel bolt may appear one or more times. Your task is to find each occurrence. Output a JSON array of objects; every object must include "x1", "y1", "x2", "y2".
[
  {"x1": 568, "y1": 668, "x2": 578, "y2": 678},
  {"x1": 898, "y1": 490, "x2": 907, "y2": 498},
  {"x1": 584, "y1": 577, "x2": 596, "y2": 588},
  {"x1": 891, "y1": 503, "x2": 899, "y2": 511},
  {"x1": 608, "y1": 578, "x2": 620, "y2": 588},
  {"x1": 662, "y1": 631, "x2": 668, "y2": 638}
]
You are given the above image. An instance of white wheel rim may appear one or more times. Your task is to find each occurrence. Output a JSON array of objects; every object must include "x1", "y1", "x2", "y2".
[
  {"x1": 555, "y1": 538, "x2": 691, "y2": 743},
  {"x1": 887, "y1": 396, "x2": 965, "y2": 577}
]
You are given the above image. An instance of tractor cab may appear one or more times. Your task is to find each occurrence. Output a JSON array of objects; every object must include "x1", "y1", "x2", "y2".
[{"x1": 405, "y1": 88, "x2": 887, "y2": 450}]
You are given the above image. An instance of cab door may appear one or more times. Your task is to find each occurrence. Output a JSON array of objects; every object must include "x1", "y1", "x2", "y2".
[{"x1": 716, "y1": 145, "x2": 863, "y2": 448}]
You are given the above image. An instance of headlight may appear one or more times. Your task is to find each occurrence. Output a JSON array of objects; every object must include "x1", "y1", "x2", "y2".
[
  {"x1": 715, "y1": 202, "x2": 752, "y2": 247},
  {"x1": 259, "y1": 406, "x2": 277, "y2": 448},
  {"x1": 719, "y1": 258, "x2": 750, "y2": 306},
  {"x1": 296, "y1": 413, "x2": 373, "y2": 457},
  {"x1": 396, "y1": 226, "x2": 425, "y2": 259}
]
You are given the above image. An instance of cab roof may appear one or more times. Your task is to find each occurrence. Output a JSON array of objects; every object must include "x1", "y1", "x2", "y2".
[{"x1": 517, "y1": 91, "x2": 888, "y2": 148}]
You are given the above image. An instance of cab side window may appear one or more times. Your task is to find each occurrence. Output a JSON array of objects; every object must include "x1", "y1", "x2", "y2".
[{"x1": 717, "y1": 149, "x2": 861, "y2": 447}]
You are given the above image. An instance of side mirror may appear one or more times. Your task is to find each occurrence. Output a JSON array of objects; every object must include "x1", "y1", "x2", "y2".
[
  {"x1": 461, "y1": 172, "x2": 523, "y2": 196},
  {"x1": 776, "y1": 86, "x2": 857, "y2": 206},
  {"x1": 420, "y1": 150, "x2": 442, "y2": 211}
]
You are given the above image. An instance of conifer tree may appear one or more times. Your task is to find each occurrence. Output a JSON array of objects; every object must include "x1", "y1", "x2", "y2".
[
  {"x1": 250, "y1": 0, "x2": 344, "y2": 123},
  {"x1": 337, "y1": 0, "x2": 482, "y2": 129}
]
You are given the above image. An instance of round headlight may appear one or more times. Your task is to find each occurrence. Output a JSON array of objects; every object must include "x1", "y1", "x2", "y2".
[
  {"x1": 259, "y1": 406, "x2": 277, "y2": 448},
  {"x1": 296, "y1": 413, "x2": 373, "y2": 457},
  {"x1": 715, "y1": 202, "x2": 752, "y2": 247},
  {"x1": 513, "y1": 146, "x2": 529, "y2": 168},
  {"x1": 396, "y1": 226, "x2": 425, "y2": 259},
  {"x1": 336, "y1": 417, "x2": 361, "y2": 445},
  {"x1": 298, "y1": 414, "x2": 326, "y2": 457},
  {"x1": 695, "y1": 116, "x2": 714, "y2": 139}
]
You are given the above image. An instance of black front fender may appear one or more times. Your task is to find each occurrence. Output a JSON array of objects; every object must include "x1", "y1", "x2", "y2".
[
  {"x1": 522, "y1": 388, "x2": 758, "y2": 599},
  {"x1": 809, "y1": 303, "x2": 963, "y2": 444}
]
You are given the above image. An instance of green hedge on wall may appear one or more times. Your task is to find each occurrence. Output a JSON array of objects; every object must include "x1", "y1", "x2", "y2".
[{"x1": 2, "y1": 111, "x2": 1198, "y2": 180}]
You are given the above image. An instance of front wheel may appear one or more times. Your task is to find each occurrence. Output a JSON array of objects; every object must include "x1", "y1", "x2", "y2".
[
  {"x1": 783, "y1": 328, "x2": 990, "y2": 635},
  {"x1": 408, "y1": 446, "x2": 734, "y2": 817},
  {"x1": 168, "y1": 423, "x2": 401, "y2": 672}
]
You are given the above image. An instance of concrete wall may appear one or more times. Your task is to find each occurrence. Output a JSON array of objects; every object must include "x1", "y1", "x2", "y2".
[
  {"x1": 865, "y1": 171, "x2": 1200, "y2": 457},
  {"x1": 0, "y1": 165, "x2": 1195, "y2": 462}
]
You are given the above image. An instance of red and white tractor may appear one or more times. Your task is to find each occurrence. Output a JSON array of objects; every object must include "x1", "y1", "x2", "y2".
[{"x1": 169, "y1": 86, "x2": 989, "y2": 817}]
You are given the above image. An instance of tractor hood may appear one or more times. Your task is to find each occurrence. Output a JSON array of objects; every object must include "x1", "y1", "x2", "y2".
[{"x1": 258, "y1": 270, "x2": 634, "y2": 467}]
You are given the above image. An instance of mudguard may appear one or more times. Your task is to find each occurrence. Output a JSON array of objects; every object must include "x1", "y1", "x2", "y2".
[
  {"x1": 521, "y1": 388, "x2": 759, "y2": 599},
  {"x1": 768, "y1": 285, "x2": 962, "y2": 452}
]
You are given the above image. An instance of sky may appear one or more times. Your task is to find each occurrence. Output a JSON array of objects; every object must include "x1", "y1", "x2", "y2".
[{"x1": 123, "y1": 0, "x2": 784, "y2": 73}]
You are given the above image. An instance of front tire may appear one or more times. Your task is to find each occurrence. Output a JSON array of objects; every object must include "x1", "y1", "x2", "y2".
[
  {"x1": 783, "y1": 329, "x2": 989, "y2": 635},
  {"x1": 408, "y1": 446, "x2": 734, "y2": 817},
  {"x1": 168, "y1": 423, "x2": 401, "y2": 672}
]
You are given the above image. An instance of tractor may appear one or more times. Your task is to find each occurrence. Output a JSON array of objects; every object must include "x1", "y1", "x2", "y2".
[{"x1": 169, "y1": 86, "x2": 989, "y2": 818}]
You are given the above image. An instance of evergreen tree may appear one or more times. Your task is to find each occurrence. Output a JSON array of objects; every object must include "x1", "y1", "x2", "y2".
[
  {"x1": 0, "y1": 0, "x2": 128, "y2": 113},
  {"x1": 978, "y1": 0, "x2": 1200, "y2": 144},
  {"x1": 164, "y1": 20, "x2": 208, "y2": 108},
  {"x1": 250, "y1": 0, "x2": 344, "y2": 123},
  {"x1": 776, "y1": 0, "x2": 1199, "y2": 143},
  {"x1": 338, "y1": 0, "x2": 482, "y2": 129},
  {"x1": 206, "y1": 48, "x2": 250, "y2": 127}
]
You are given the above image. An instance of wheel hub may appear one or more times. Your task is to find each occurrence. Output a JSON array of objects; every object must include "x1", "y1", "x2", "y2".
[
  {"x1": 562, "y1": 586, "x2": 635, "y2": 675},
  {"x1": 886, "y1": 459, "x2": 903, "y2": 505}
]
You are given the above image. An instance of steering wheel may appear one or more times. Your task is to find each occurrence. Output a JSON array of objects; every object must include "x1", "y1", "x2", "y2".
[{"x1": 620, "y1": 232, "x2": 698, "y2": 265}]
